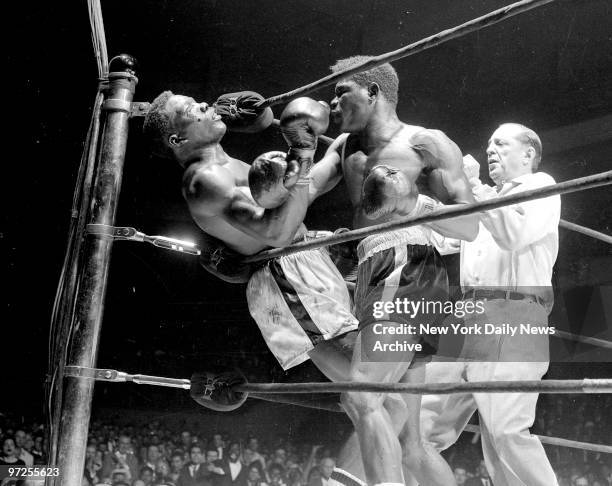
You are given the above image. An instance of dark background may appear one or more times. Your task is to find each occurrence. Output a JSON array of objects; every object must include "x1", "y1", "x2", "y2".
[{"x1": 3, "y1": 0, "x2": 611, "y2": 423}]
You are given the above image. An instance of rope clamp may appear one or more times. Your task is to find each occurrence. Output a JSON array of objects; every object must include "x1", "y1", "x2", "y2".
[{"x1": 85, "y1": 224, "x2": 201, "y2": 255}]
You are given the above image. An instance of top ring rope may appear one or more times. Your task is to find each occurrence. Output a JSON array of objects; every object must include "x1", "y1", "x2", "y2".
[
  {"x1": 242, "y1": 170, "x2": 612, "y2": 263},
  {"x1": 257, "y1": 0, "x2": 556, "y2": 108}
]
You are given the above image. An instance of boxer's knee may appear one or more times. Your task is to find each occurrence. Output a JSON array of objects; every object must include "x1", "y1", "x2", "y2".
[{"x1": 341, "y1": 390, "x2": 384, "y2": 420}]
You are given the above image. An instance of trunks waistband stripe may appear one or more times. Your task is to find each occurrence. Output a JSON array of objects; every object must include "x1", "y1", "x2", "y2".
[{"x1": 357, "y1": 228, "x2": 432, "y2": 264}]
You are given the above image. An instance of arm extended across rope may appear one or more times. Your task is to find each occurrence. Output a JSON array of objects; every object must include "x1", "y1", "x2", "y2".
[{"x1": 243, "y1": 170, "x2": 612, "y2": 263}]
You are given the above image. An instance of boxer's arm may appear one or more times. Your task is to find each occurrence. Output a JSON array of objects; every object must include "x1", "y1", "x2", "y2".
[
  {"x1": 307, "y1": 134, "x2": 347, "y2": 203},
  {"x1": 480, "y1": 174, "x2": 560, "y2": 250},
  {"x1": 411, "y1": 129, "x2": 479, "y2": 241},
  {"x1": 187, "y1": 165, "x2": 309, "y2": 247}
]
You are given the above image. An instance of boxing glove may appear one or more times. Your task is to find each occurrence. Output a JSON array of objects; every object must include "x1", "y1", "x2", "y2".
[
  {"x1": 279, "y1": 97, "x2": 330, "y2": 172},
  {"x1": 249, "y1": 151, "x2": 301, "y2": 209},
  {"x1": 213, "y1": 91, "x2": 273, "y2": 133},
  {"x1": 190, "y1": 371, "x2": 248, "y2": 412}
]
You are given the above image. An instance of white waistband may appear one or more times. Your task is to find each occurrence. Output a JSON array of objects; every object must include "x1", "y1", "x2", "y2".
[{"x1": 357, "y1": 227, "x2": 432, "y2": 264}]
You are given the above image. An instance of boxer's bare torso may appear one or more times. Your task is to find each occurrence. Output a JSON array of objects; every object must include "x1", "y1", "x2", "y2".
[
  {"x1": 182, "y1": 153, "x2": 306, "y2": 256},
  {"x1": 340, "y1": 123, "x2": 474, "y2": 230}
]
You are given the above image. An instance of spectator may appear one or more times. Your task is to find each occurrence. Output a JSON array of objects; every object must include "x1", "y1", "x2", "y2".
[
  {"x1": 222, "y1": 442, "x2": 246, "y2": 485},
  {"x1": 177, "y1": 443, "x2": 208, "y2": 486},
  {"x1": 14, "y1": 430, "x2": 34, "y2": 466},
  {"x1": 140, "y1": 465, "x2": 155, "y2": 486},
  {"x1": 212, "y1": 434, "x2": 225, "y2": 461},
  {"x1": 85, "y1": 443, "x2": 103, "y2": 485},
  {"x1": 204, "y1": 447, "x2": 226, "y2": 486},
  {"x1": 466, "y1": 460, "x2": 492, "y2": 486},
  {"x1": 243, "y1": 438, "x2": 265, "y2": 470},
  {"x1": 307, "y1": 457, "x2": 334, "y2": 486},
  {"x1": 154, "y1": 460, "x2": 175, "y2": 486},
  {"x1": 268, "y1": 464, "x2": 287, "y2": 486},
  {"x1": 453, "y1": 465, "x2": 468, "y2": 486},
  {"x1": 170, "y1": 451, "x2": 186, "y2": 484},
  {"x1": 0, "y1": 436, "x2": 26, "y2": 466},
  {"x1": 245, "y1": 463, "x2": 268, "y2": 486},
  {"x1": 145, "y1": 445, "x2": 163, "y2": 475},
  {"x1": 102, "y1": 434, "x2": 139, "y2": 481}
]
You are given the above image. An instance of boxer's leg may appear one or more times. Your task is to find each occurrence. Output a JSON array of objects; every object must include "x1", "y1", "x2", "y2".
[{"x1": 397, "y1": 363, "x2": 457, "y2": 486}]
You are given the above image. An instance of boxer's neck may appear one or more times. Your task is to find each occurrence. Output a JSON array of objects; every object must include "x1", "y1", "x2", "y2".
[
  {"x1": 360, "y1": 105, "x2": 402, "y2": 149},
  {"x1": 181, "y1": 143, "x2": 229, "y2": 168}
]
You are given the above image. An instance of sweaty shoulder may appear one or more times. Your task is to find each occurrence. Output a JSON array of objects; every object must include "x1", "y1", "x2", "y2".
[
  {"x1": 409, "y1": 128, "x2": 454, "y2": 152},
  {"x1": 182, "y1": 163, "x2": 235, "y2": 217},
  {"x1": 408, "y1": 128, "x2": 462, "y2": 170}
]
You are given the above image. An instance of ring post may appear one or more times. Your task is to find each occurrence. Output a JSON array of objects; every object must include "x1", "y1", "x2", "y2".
[{"x1": 55, "y1": 54, "x2": 137, "y2": 486}]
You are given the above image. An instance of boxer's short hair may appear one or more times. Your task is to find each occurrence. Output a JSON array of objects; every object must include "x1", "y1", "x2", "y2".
[
  {"x1": 143, "y1": 90, "x2": 175, "y2": 159},
  {"x1": 331, "y1": 56, "x2": 399, "y2": 105}
]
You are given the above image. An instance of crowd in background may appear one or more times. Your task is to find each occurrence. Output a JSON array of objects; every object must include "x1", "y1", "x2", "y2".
[{"x1": 1, "y1": 394, "x2": 610, "y2": 486}]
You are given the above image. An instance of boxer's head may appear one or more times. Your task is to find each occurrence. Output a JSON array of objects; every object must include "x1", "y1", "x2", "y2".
[
  {"x1": 144, "y1": 91, "x2": 226, "y2": 164},
  {"x1": 486, "y1": 123, "x2": 541, "y2": 184},
  {"x1": 330, "y1": 56, "x2": 399, "y2": 132}
]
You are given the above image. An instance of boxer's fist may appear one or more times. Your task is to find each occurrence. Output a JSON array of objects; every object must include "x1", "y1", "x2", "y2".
[
  {"x1": 280, "y1": 97, "x2": 330, "y2": 154},
  {"x1": 249, "y1": 151, "x2": 301, "y2": 208},
  {"x1": 213, "y1": 91, "x2": 273, "y2": 133},
  {"x1": 462, "y1": 154, "x2": 481, "y2": 186},
  {"x1": 190, "y1": 371, "x2": 248, "y2": 412}
]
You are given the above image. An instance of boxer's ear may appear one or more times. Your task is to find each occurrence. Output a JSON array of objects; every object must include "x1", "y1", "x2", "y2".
[
  {"x1": 168, "y1": 134, "x2": 185, "y2": 147},
  {"x1": 367, "y1": 83, "x2": 380, "y2": 102}
]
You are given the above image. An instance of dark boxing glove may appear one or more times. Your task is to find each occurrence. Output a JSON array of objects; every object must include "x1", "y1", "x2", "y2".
[
  {"x1": 199, "y1": 233, "x2": 253, "y2": 284},
  {"x1": 248, "y1": 151, "x2": 301, "y2": 209},
  {"x1": 190, "y1": 371, "x2": 248, "y2": 412},
  {"x1": 279, "y1": 97, "x2": 330, "y2": 175},
  {"x1": 361, "y1": 165, "x2": 417, "y2": 220},
  {"x1": 213, "y1": 91, "x2": 274, "y2": 133}
]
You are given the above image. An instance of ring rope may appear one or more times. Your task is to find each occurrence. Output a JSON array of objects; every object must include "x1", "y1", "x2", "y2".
[
  {"x1": 251, "y1": 394, "x2": 612, "y2": 454},
  {"x1": 242, "y1": 170, "x2": 612, "y2": 263},
  {"x1": 273, "y1": 119, "x2": 612, "y2": 248},
  {"x1": 63, "y1": 368, "x2": 611, "y2": 394},
  {"x1": 237, "y1": 379, "x2": 612, "y2": 395},
  {"x1": 461, "y1": 424, "x2": 612, "y2": 454},
  {"x1": 258, "y1": 0, "x2": 555, "y2": 108},
  {"x1": 559, "y1": 219, "x2": 612, "y2": 245},
  {"x1": 554, "y1": 329, "x2": 612, "y2": 350}
]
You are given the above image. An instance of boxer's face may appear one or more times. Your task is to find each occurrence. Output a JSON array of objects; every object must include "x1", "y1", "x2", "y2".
[
  {"x1": 166, "y1": 95, "x2": 226, "y2": 150},
  {"x1": 331, "y1": 79, "x2": 372, "y2": 132},
  {"x1": 486, "y1": 125, "x2": 531, "y2": 183}
]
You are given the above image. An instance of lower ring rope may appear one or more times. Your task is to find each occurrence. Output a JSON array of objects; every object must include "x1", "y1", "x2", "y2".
[
  {"x1": 64, "y1": 367, "x2": 611, "y2": 394},
  {"x1": 64, "y1": 366, "x2": 611, "y2": 453},
  {"x1": 236, "y1": 379, "x2": 612, "y2": 395},
  {"x1": 461, "y1": 424, "x2": 612, "y2": 454},
  {"x1": 554, "y1": 330, "x2": 612, "y2": 350},
  {"x1": 251, "y1": 395, "x2": 612, "y2": 454},
  {"x1": 243, "y1": 170, "x2": 612, "y2": 263}
]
